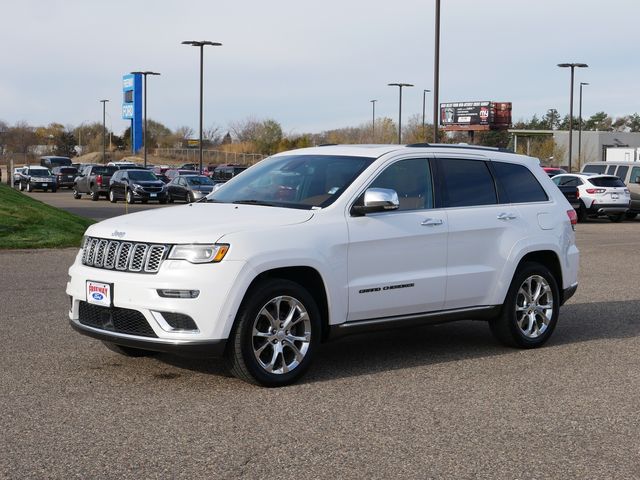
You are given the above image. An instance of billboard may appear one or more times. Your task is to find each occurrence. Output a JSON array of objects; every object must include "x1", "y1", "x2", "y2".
[{"x1": 440, "y1": 101, "x2": 512, "y2": 131}]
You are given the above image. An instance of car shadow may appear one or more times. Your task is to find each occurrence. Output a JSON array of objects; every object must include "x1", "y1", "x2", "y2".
[{"x1": 154, "y1": 299, "x2": 640, "y2": 385}]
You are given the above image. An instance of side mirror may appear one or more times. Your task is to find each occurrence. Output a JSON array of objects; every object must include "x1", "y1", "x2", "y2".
[{"x1": 351, "y1": 188, "x2": 399, "y2": 215}]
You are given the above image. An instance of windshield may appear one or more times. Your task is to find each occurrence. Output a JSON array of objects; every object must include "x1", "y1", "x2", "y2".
[
  {"x1": 30, "y1": 168, "x2": 51, "y2": 175},
  {"x1": 58, "y1": 167, "x2": 77, "y2": 174},
  {"x1": 186, "y1": 176, "x2": 213, "y2": 186},
  {"x1": 209, "y1": 154, "x2": 374, "y2": 209},
  {"x1": 128, "y1": 171, "x2": 158, "y2": 181}
]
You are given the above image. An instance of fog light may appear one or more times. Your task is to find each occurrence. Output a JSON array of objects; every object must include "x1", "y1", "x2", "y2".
[{"x1": 157, "y1": 289, "x2": 200, "y2": 299}]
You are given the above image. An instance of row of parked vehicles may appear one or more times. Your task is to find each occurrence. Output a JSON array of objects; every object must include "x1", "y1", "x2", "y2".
[{"x1": 13, "y1": 156, "x2": 248, "y2": 204}]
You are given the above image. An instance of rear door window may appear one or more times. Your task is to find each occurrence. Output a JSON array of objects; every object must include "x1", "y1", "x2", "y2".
[
  {"x1": 492, "y1": 161, "x2": 548, "y2": 203},
  {"x1": 437, "y1": 158, "x2": 497, "y2": 208},
  {"x1": 606, "y1": 165, "x2": 617, "y2": 175}
]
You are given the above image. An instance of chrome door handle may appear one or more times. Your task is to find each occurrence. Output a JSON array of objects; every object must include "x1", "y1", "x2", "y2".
[
  {"x1": 421, "y1": 218, "x2": 444, "y2": 226},
  {"x1": 497, "y1": 212, "x2": 517, "y2": 220}
]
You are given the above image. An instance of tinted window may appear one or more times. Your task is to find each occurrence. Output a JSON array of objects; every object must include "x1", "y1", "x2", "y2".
[
  {"x1": 186, "y1": 176, "x2": 213, "y2": 186},
  {"x1": 128, "y1": 170, "x2": 158, "y2": 181},
  {"x1": 93, "y1": 166, "x2": 118, "y2": 175},
  {"x1": 616, "y1": 166, "x2": 629, "y2": 180},
  {"x1": 439, "y1": 158, "x2": 497, "y2": 207},
  {"x1": 630, "y1": 167, "x2": 640, "y2": 184},
  {"x1": 606, "y1": 165, "x2": 617, "y2": 174},
  {"x1": 583, "y1": 164, "x2": 606, "y2": 174},
  {"x1": 589, "y1": 177, "x2": 625, "y2": 188},
  {"x1": 493, "y1": 162, "x2": 548, "y2": 203},
  {"x1": 369, "y1": 158, "x2": 433, "y2": 211},
  {"x1": 58, "y1": 167, "x2": 77, "y2": 174}
]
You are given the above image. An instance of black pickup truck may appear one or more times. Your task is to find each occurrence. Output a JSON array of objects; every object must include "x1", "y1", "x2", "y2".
[
  {"x1": 557, "y1": 185, "x2": 580, "y2": 211},
  {"x1": 73, "y1": 165, "x2": 118, "y2": 201}
]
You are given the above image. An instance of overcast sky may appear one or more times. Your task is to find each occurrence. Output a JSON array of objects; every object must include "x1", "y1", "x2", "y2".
[{"x1": 2, "y1": 0, "x2": 639, "y2": 136}]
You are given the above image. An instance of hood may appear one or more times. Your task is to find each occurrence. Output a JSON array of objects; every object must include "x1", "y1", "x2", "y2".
[
  {"x1": 85, "y1": 203, "x2": 315, "y2": 244},
  {"x1": 132, "y1": 181, "x2": 164, "y2": 187}
]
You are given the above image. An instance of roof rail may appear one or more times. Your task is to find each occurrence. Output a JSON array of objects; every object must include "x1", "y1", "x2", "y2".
[{"x1": 406, "y1": 143, "x2": 514, "y2": 153}]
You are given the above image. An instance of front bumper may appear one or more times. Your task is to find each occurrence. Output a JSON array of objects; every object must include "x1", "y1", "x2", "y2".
[
  {"x1": 66, "y1": 251, "x2": 248, "y2": 356},
  {"x1": 132, "y1": 189, "x2": 168, "y2": 201}
]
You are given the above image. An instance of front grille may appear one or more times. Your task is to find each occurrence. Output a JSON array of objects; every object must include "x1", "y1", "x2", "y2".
[
  {"x1": 82, "y1": 237, "x2": 169, "y2": 274},
  {"x1": 79, "y1": 301, "x2": 157, "y2": 337},
  {"x1": 143, "y1": 186, "x2": 163, "y2": 193}
]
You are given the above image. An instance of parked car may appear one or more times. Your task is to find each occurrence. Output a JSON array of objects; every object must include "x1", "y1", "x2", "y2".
[
  {"x1": 67, "y1": 144, "x2": 579, "y2": 387},
  {"x1": 108, "y1": 168, "x2": 168, "y2": 204},
  {"x1": 40, "y1": 156, "x2": 71, "y2": 170},
  {"x1": 13, "y1": 167, "x2": 26, "y2": 186},
  {"x1": 18, "y1": 166, "x2": 57, "y2": 192},
  {"x1": 552, "y1": 173, "x2": 630, "y2": 222},
  {"x1": 52, "y1": 166, "x2": 78, "y2": 189},
  {"x1": 582, "y1": 161, "x2": 640, "y2": 219},
  {"x1": 210, "y1": 164, "x2": 248, "y2": 182},
  {"x1": 107, "y1": 161, "x2": 137, "y2": 169},
  {"x1": 167, "y1": 175, "x2": 215, "y2": 203},
  {"x1": 73, "y1": 165, "x2": 119, "y2": 201},
  {"x1": 164, "y1": 168, "x2": 199, "y2": 181},
  {"x1": 542, "y1": 167, "x2": 567, "y2": 177}
]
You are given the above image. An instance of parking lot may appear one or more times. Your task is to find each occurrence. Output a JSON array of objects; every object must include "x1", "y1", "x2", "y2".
[{"x1": 1, "y1": 191, "x2": 640, "y2": 478}]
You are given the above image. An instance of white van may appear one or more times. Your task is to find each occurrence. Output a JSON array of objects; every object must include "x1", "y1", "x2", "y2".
[{"x1": 581, "y1": 162, "x2": 640, "y2": 218}]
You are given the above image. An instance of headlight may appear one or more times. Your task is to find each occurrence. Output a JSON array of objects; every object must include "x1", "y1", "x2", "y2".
[
  {"x1": 168, "y1": 244, "x2": 229, "y2": 263},
  {"x1": 132, "y1": 183, "x2": 144, "y2": 190}
]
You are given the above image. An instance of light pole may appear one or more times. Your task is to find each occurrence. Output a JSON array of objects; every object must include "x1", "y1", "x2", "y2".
[
  {"x1": 557, "y1": 62, "x2": 588, "y2": 172},
  {"x1": 422, "y1": 89, "x2": 431, "y2": 141},
  {"x1": 578, "y1": 82, "x2": 589, "y2": 167},
  {"x1": 388, "y1": 83, "x2": 414, "y2": 144},
  {"x1": 433, "y1": 0, "x2": 441, "y2": 143},
  {"x1": 182, "y1": 40, "x2": 222, "y2": 174},
  {"x1": 131, "y1": 71, "x2": 160, "y2": 168},
  {"x1": 99, "y1": 99, "x2": 109, "y2": 163},
  {"x1": 370, "y1": 99, "x2": 377, "y2": 142}
]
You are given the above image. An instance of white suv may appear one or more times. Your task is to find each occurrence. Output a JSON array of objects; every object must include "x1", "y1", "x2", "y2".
[{"x1": 66, "y1": 144, "x2": 580, "y2": 386}]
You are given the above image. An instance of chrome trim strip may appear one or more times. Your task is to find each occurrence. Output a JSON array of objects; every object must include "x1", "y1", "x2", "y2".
[{"x1": 71, "y1": 318, "x2": 208, "y2": 344}]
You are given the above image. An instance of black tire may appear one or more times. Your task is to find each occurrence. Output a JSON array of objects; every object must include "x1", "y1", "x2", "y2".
[
  {"x1": 102, "y1": 341, "x2": 157, "y2": 357},
  {"x1": 625, "y1": 212, "x2": 638, "y2": 220},
  {"x1": 489, "y1": 262, "x2": 560, "y2": 349},
  {"x1": 109, "y1": 189, "x2": 117, "y2": 203},
  {"x1": 126, "y1": 189, "x2": 135, "y2": 204},
  {"x1": 18, "y1": 181, "x2": 24, "y2": 191},
  {"x1": 26, "y1": 181, "x2": 32, "y2": 192},
  {"x1": 168, "y1": 194, "x2": 174, "y2": 204},
  {"x1": 577, "y1": 201, "x2": 587, "y2": 222},
  {"x1": 51, "y1": 187, "x2": 57, "y2": 193},
  {"x1": 90, "y1": 189, "x2": 100, "y2": 201},
  {"x1": 224, "y1": 279, "x2": 321, "y2": 387},
  {"x1": 186, "y1": 193, "x2": 194, "y2": 204},
  {"x1": 608, "y1": 213, "x2": 625, "y2": 223},
  {"x1": 72, "y1": 187, "x2": 82, "y2": 199}
]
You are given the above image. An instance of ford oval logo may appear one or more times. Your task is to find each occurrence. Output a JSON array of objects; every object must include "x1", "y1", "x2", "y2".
[{"x1": 92, "y1": 292, "x2": 104, "y2": 301}]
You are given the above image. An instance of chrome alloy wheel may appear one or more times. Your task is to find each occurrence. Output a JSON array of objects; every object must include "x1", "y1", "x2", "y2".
[
  {"x1": 252, "y1": 295, "x2": 311, "y2": 374},
  {"x1": 515, "y1": 275, "x2": 554, "y2": 339}
]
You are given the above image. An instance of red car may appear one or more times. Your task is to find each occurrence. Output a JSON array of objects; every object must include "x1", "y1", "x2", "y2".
[{"x1": 543, "y1": 167, "x2": 567, "y2": 177}]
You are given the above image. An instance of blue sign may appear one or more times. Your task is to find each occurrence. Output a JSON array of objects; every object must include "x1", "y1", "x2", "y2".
[{"x1": 122, "y1": 73, "x2": 143, "y2": 153}]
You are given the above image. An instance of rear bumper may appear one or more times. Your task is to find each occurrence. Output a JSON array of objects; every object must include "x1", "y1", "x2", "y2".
[{"x1": 588, "y1": 203, "x2": 629, "y2": 215}]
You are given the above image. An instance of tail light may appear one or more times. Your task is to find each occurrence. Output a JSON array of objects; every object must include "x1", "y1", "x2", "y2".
[
  {"x1": 575, "y1": 189, "x2": 580, "y2": 198},
  {"x1": 96, "y1": 175, "x2": 103, "y2": 186},
  {"x1": 567, "y1": 209, "x2": 577, "y2": 229},
  {"x1": 585, "y1": 188, "x2": 605, "y2": 194}
]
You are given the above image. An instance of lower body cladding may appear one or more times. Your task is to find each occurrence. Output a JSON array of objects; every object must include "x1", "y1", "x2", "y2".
[{"x1": 66, "y1": 252, "x2": 247, "y2": 357}]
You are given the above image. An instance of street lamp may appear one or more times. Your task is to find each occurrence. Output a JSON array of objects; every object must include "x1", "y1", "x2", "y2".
[
  {"x1": 578, "y1": 82, "x2": 589, "y2": 166},
  {"x1": 182, "y1": 40, "x2": 222, "y2": 174},
  {"x1": 388, "y1": 83, "x2": 414, "y2": 144},
  {"x1": 130, "y1": 71, "x2": 161, "y2": 168},
  {"x1": 370, "y1": 99, "x2": 377, "y2": 142},
  {"x1": 422, "y1": 89, "x2": 431, "y2": 141},
  {"x1": 99, "y1": 99, "x2": 109, "y2": 163},
  {"x1": 433, "y1": 0, "x2": 441, "y2": 143},
  {"x1": 557, "y1": 62, "x2": 588, "y2": 172}
]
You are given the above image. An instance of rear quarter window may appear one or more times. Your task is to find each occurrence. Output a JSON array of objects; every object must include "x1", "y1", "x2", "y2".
[{"x1": 492, "y1": 161, "x2": 548, "y2": 203}]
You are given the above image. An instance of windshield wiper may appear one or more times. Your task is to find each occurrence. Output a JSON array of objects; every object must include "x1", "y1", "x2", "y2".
[{"x1": 232, "y1": 199, "x2": 276, "y2": 207}]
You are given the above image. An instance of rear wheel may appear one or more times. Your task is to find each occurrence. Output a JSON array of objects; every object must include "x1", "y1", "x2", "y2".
[
  {"x1": 26, "y1": 181, "x2": 32, "y2": 192},
  {"x1": 168, "y1": 194, "x2": 174, "y2": 203},
  {"x1": 490, "y1": 262, "x2": 559, "y2": 349},
  {"x1": 224, "y1": 279, "x2": 321, "y2": 387},
  {"x1": 608, "y1": 213, "x2": 625, "y2": 223},
  {"x1": 90, "y1": 189, "x2": 100, "y2": 201},
  {"x1": 109, "y1": 189, "x2": 117, "y2": 203},
  {"x1": 102, "y1": 341, "x2": 157, "y2": 357},
  {"x1": 577, "y1": 201, "x2": 587, "y2": 222},
  {"x1": 18, "y1": 181, "x2": 24, "y2": 191}
]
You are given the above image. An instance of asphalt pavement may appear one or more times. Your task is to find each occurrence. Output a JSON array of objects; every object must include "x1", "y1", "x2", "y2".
[{"x1": 1, "y1": 192, "x2": 640, "y2": 478}]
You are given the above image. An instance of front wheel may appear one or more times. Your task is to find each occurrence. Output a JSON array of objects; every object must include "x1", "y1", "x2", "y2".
[
  {"x1": 577, "y1": 201, "x2": 587, "y2": 222},
  {"x1": 109, "y1": 189, "x2": 117, "y2": 203},
  {"x1": 490, "y1": 262, "x2": 560, "y2": 349},
  {"x1": 91, "y1": 189, "x2": 100, "y2": 201},
  {"x1": 625, "y1": 212, "x2": 637, "y2": 220},
  {"x1": 18, "y1": 181, "x2": 24, "y2": 191},
  {"x1": 224, "y1": 279, "x2": 321, "y2": 387},
  {"x1": 73, "y1": 187, "x2": 82, "y2": 199},
  {"x1": 26, "y1": 181, "x2": 32, "y2": 192},
  {"x1": 125, "y1": 189, "x2": 135, "y2": 204}
]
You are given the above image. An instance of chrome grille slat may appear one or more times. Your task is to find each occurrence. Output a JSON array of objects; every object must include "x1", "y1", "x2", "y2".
[{"x1": 81, "y1": 237, "x2": 167, "y2": 274}]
